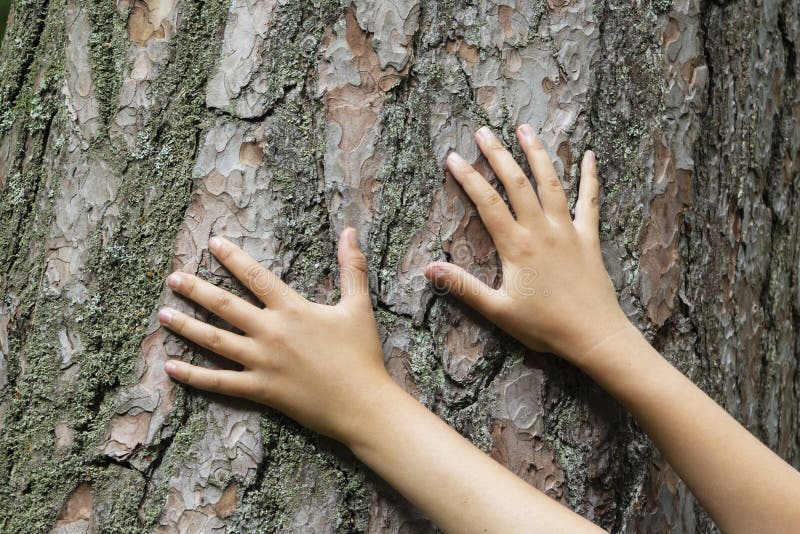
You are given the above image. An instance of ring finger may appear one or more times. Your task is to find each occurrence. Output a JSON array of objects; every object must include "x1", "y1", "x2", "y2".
[
  {"x1": 159, "y1": 307, "x2": 259, "y2": 368},
  {"x1": 167, "y1": 272, "x2": 263, "y2": 334}
]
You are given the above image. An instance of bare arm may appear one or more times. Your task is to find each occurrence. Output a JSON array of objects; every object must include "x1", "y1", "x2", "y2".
[
  {"x1": 579, "y1": 330, "x2": 800, "y2": 534},
  {"x1": 426, "y1": 124, "x2": 800, "y2": 534},
  {"x1": 347, "y1": 378, "x2": 602, "y2": 533},
  {"x1": 157, "y1": 230, "x2": 602, "y2": 533}
]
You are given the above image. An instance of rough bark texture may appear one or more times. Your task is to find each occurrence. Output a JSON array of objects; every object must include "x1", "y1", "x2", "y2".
[{"x1": 0, "y1": 0, "x2": 797, "y2": 532}]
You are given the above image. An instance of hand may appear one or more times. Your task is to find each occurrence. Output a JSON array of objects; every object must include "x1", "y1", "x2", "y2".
[
  {"x1": 424, "y1": 125, "x2": 631, "y2": 363},
  {"x1": 159, "y1": 228, "x2": 391, "y2": 445}
]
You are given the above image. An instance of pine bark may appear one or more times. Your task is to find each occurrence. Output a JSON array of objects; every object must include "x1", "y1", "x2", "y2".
[{"x1": 0, "y1": 0, "x2": 797, "y2": 532}]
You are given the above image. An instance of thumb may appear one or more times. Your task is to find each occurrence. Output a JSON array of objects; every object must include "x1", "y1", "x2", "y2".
[
  {"x1": 424, "y1": 262, "x2": 501, "y2": 317},
  {"x1": 338, "y1": 227, "x2": 370, "y2": 305}
]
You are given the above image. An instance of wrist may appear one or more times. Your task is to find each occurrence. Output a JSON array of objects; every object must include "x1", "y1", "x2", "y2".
[
  {"x1": 551, "y1": 307, "x2": 635, "y2": 366},
  {"x1": 571, "y1": 317, "x2": 641, "y2": 368},
  {"x1": 336, "y1": 376, "x2": 410, "y2": 453},
  {"x1": 573, "y1": 322, "x2": 671, "y2": 399}
]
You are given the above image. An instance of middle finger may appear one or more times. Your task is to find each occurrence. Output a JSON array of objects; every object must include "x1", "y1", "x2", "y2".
[{"x1": 474, "y1": 126, "x2": 542, "y2": 226}]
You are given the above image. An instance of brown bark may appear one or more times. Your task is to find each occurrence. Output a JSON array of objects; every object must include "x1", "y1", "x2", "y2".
[{"x1": 0, "y1": 0, "x2": 797, "y2": 532}]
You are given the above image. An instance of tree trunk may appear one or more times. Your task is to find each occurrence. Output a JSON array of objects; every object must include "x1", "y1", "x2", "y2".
[{"x1": 0, "y1": 0, "x2": 797, "y2": 532}]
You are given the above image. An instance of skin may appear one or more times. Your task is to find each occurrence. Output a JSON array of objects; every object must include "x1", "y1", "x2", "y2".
[{"x1": 160, "y1": 124, "x2": 800, "y2": 533}]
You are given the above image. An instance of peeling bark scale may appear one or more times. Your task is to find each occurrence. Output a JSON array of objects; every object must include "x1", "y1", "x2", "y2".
[{"x1": 0, "y1": 0, "x2": 798, "y2": 532}]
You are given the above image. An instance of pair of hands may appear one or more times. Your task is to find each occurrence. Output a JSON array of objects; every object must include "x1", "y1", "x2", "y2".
[{"x1": 159, "y1": 124, "x2": 627, "y2": 446}]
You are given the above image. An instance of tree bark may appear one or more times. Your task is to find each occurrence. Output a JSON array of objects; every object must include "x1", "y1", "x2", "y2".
[{"x1": 0, "y1": 0, "x2": 797, "y2": 532}]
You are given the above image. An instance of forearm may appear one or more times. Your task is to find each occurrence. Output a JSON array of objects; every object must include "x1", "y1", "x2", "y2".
[
  {"x1": 577, "y1": 325, "x2": 800, "y2": 534},
  {"x1": 344, "y1": 380, "x2": 604, "y2": 534}
]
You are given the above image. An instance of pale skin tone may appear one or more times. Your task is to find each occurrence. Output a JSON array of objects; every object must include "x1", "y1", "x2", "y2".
[{"x1": 159, "y1": 124, "x2": 800, "y2": 533}]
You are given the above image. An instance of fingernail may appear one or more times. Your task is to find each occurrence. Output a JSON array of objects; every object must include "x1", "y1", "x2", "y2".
[
  {"x1": 585, "y1": 150, "x2": 596, "y2": 163},
  {"x1": 164, "y1": 360, "x2": 177, "y2": 374},
  {"x1": 447, "y1": 151, "x2": 465, "y2": 166},
  {"x1": 209, "y1": 236, "x2": 223, "y2": 252},
  {"x1": 167, "y1": 273, "x2": 181, "y2": 289},
  {"x1": 158, "y1": 308, "x2": 173, "y2": 324},
  {"x1": 518, "y1": 124, "x2": 534, "y2": 138},
  {"x1": 476, "y1": 126, "x2": 493, "y2": 141}
]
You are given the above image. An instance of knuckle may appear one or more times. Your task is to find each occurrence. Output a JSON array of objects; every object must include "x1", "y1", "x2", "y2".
[
  {"x1": 483, "y1": 190, "x2": 503, "y2": 206},
  {"x1": 546, "y1": 176, "x2": 562, "y2": 191},
  {"x1": 214, "y1": 293, "x2": 233, "y2": 314},
  {"x1": 245, "y1": 263, "x2": 261, "y2": 284},
  {"x1": 210, "y1": 374, "x2": 222, "y2": 392},
  {"x1": 510, "y1": 173, "x2": 530, "y2": 189},
  {"x1": 260, "y1": 326, "x2": 281, "y2": 345},
  {"x1": 486, "y1": 142, "x2": 506, "y2": 154},
  {"x1": 589, "y1": 195, "x2": 599, "y2": 207},
  {"x1": 349, "y1": 252, "x2": 368, "y2": 273},
  {"x1": 216, "y1": 245, "x2": 232, "y2": 261},
  {"x1": 516, "y1": 239, "x2": 536, "y2": 257},
  {"x1": 171, "y1": 313, "x2": 186, "y2": 332},
  {"x1": 245, "y1": 263, "x2": 269, "y2": 293},
  {"x1": 282, "y1": 305, "x2": 301, "y2": 322},
  {"x1": 206, "y1": 329, "x2": 223, "y2": 349},
  {"x1": 181, "y1": 275, "x2": 197, "y2": 295},
  {"x1": 282, "y1": 297, "x2": 302, "y2": 315}
]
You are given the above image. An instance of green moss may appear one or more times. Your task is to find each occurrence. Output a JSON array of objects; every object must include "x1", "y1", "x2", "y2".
[
  {"x1": 71, "y1": 0, "x2": 229, "y2": 411},
  {"x1": 229, "y1": 415, "x2": 370, "y2": 533},
  {"x1": 0, "y1": 302, "x2": 83, "y2": 532},
  {"x1": 198, "y1": 2, "x2": 378, "y2": 528},
  {"x1": 89, "y1": 463, "x2": 147, "y2": 534},
  {"x1": 85, "y1": 0, "x2": 129, "y2": 128},
  {"x1": 211, "y1": 0, "x2": 346, "y2": 117},
  {"x1": 138, "y1": 406, "x2": 209, "y2": 527},
  {"x1": 650, "y1": 0, "x2": 673, "y2": 15},
  {"x1": 408, "y1": 321, "x2": 446, "y2": 407},
  {"x1": 332, "y1": 468, "x2": 370, "y2": 532},
  {"x1": 544, "y1": 397, "x2": 590, "y2": 510},
  {"x1": 445, "y1": 381, "x2": 498, "y2": 453},
  {"x1": 590, "y1": 0, "x2": 665, "y2": 248},
  {"x1": 368, "y1": 56, "x2": 445, "y2": 289},
  {"x1": 0, "y1": 3, "x2": 67, "y2": 527},
  {"x1": 0, "y1": 0, "x2": 64, "y2": 268},
  {"x1": 0, "y1": 0, "x2": 231, "y2": 529},
  {"x1": 0, "y1": 0, "x2": 51, "y2": 132},
  {"x1": 0, "y1": 2, "x2": 9, "y2": 47},
  {"x1": 263, "y1": 101, "x2": 335, "y2": 299}
]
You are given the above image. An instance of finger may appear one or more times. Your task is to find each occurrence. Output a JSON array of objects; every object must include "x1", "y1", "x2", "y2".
[
  {"x1": 424, "y1": 262, "x2": 504, "y2": 318},
  {"x1": 473, "y1": 126, "x2": 542, "y2": 225},
  {"x1": 166, "y1": 272, "x2": 263, "y2": 333},
  {"x1": 574, "y1": 150, "x2": 600, "y2": 236},
  {"x1": 446, "y1": 151, "x2": 516, "y2": 238},
  {"x1": 159, "y1": 307, "x2": 258, "y2": 368},
  {"x1": 337, "y1": 227, "x2": 370, "y2": 307},
  {"x1": 164, "y1": 359, "x2": 256, "y2": 398},
  {"x1": 517, "y1": 126, "x2": 570, "y2": 221},
  {"x1": 208, "y1": 237, "x2": 300, "y2": 309}
]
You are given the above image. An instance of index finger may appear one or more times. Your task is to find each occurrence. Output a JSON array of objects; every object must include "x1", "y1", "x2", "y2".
[
  {"x1": 208, "y1": 237, "x2": 301, "y2": 308},
  {"x1": 446, "y1": 151, "x2": 517, "y2": 239}
]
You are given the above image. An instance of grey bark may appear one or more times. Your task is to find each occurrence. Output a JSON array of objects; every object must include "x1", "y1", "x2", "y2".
[{"x1": 0, "y1": 0, "x2": 797, "y2": 532}]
